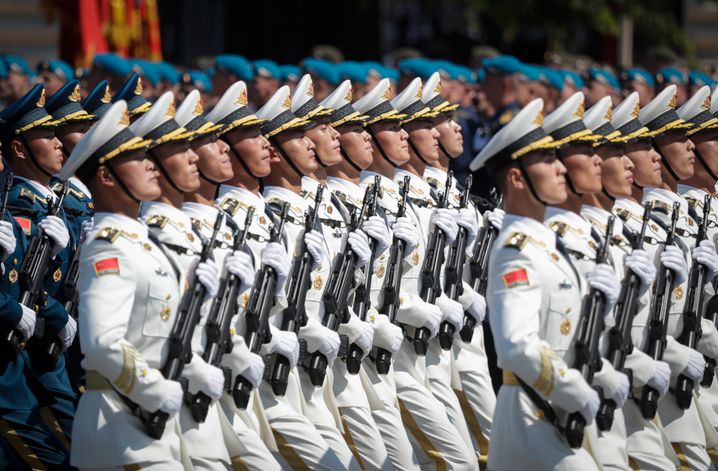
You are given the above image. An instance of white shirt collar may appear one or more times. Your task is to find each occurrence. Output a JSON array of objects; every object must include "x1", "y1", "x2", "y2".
[{"x1": 14, "y1": 176, "x2": 56, "y2": 201}]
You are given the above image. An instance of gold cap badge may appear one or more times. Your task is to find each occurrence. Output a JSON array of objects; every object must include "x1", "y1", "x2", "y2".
[
  {"x1": 631, "y1": 101, "x2": 641, "y2": 119},
  {"x1": 344, "y1": 87, "x2": 352, "y2": 102},
  {"x1": 668, "y1": 92, "x2": 677, "y2": 109},
  {"x1": 572, "y1": 100, "x2": 585, "y2": 118},
  {"x1": 281, "y1": 94, "x2": 292, "y2": 109},
  {"x1": 702, "y1": 94, "x2": 711, "y2": 111},
  {"x1": 603, "y1": 104, "x2": 613, "y2": 121},
  {"x1": 69, "y1": 84, "x2": 81, "y2": 102},
  {"x1": 192, "y1": 97, "x2": 204, "y2": 116},
  {"x1": 382, "y1": 85, "x2": 392, "y2": 101},
  {"x1": 36, "y1": 88, "x2": 46, "y2": 107},
  {"x1": 532, "y1": 109, "x2": 544, "y2": 126},
  {"x1": 165, "y1": 99, "x2": 176, "y2": 118},
  {"x1": 234, "y1": 87, "x2": 249, "y2": 106},
  {"x1": 101, "y1": 85, "x2": 112, "y2": 103},
  {"x1": 134, "y1": 77, "x2": 143, "y2": 96},
  {"x1": 119, "y1": 110, "x2": 130, "y2": 126}
]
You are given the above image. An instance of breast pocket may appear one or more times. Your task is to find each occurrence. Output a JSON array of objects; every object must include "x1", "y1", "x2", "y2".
[
  {"x1": 141, "y1": 274, "x2": 179, "y2": 338},
  {"x1": 544, "y1": 289, "x2": 581, "y2": 358}
]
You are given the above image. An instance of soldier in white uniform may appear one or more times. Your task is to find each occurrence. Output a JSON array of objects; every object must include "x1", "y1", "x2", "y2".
[
  {"x1": 354, "y1": 78, "x2": 477, "y2": 470},
  {"x1": 175, "y1": 88, "x2": 286, "y2": 470},
  {"x1": 129, "y1": 91, "x2": 232, "y2": 470},
  {"x1": 468, "y1": 98, "x2": 601, "y2": 470},
  {"x1": 638, "y1": 84, "x2": 718, "y2": 469},
  {"x1": 321, "y1": 79, "x2": 420, "y2": 470},
  {"x1": 258, "y1": 85, "x2": 362, "y2": 470},
  {"x1": 66, "y1": 101, "x2": 187, "y2": 470}
]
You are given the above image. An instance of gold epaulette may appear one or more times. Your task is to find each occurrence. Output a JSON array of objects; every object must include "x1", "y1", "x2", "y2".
[
  {"x1": 95, "y1": 227, "x2": 121, "y2": 243},
  {"x1": 18, "y1": 188, "x2": 37, "y2": 203},
  {"x1": 548, "y1": 221, "x2": 568, "y2": 237},
  {"x1": 145, "y1": 214, "x2": 168, "y2": 229},
  {"x1": 650, "y1": 200, "x2": 671, "y2": 214},
  {"x1": 219, "y1": 197, "x2": 240, "y2": 216},
  {"x1": 503, "y1": 232, "x2": 529, "y2": 250},
  {"x1": 684, "y1": 196, "x2": 700, "y2": 209}
]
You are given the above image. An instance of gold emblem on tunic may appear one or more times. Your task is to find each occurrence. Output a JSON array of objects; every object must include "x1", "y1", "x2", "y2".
[
  {"x1": 673, "y1": 286, "x2": 684, "y2": 300},
  {"x1": 313, "y1": 275, "x2": 323, "y2": 290},
  {"x1": 53, "y1": 268, "x2": 62, "y2": 282},
  {"x1": 8, "y1": 269, "x2": 17, "y2": 283}
]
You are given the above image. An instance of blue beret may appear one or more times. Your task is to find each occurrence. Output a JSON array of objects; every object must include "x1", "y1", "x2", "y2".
[
  {"x1": 482, "y1": 55, "x2": 523, "y2": 75},
  {"x1": 539, "y1": 67, "x2": 564, "y2": 91},
  {"x1": 82, "y1": 79, "x2": 113, "y2": 119},
  {"x1": 253, "y1": 59, "x2": 281, "y2": 79},
  {"x1": 189, "y1": 70, "x2": 212, "y2": 92},
  {"x1": 0, "y1": 59, "x2": 7, "y2": 79},
  {"x1": 453, "y1": 65, "x2": 477, "y2": 84},
  {"x1": 38, "y1": 59, "x2": 75, "y2": 81},
  {"x1": 587, "y1": 67, "x2": 620, "y2": 91},
  {"x1": 92, "y1": 53, "x2": 130, "y2": 77},
  {"x1": 655, "y1": 67, "x2": 687, "y2": 86},
  {"x1": 689, "y1": 70, "x2": 715, "y2": 87},
  {"x1": 279, "y1": 64, "x2": 301, "y2": 82},
  {"x1": 560, "y1": 69, "x2": 584, "y2": 89},
  {"x1": 382, "y1": 66, "x2": 399, "y2": 82},
  {"x1": 156, "y1": 62, "x2": 180, "y2": 85},
  {"x1": 398, "y1": 58, "x2": 434, "y2": 78},
  {"x1": 621, "y1": 68, "x2": 655, "y2": 87},
  {"x1": 434, "y1": 60, "x2": 458, "y2": 80},
  {"x1": 45, "y1": 79, "x2": 93, "y2": 123},
  {"x1": 475, "y1": 68, "x2": 486, "y2": 83},
  {"x1": 128, "y1": 59, "x2": 161, "y2": 86},
  {"x1": 302, "y1": 58, "x2": 340, "y2": 85},
  {"x1": 3, "y1": 55, "x2": 33, "y2": 77},
  {"x1": 112, "y1": 73, "x2": 151, "y2": 116},
  {"x1": 338, "y1": 62, "x2": 369, "y2": 83},
  {"x1": 215, "y1": 55, "x2": 254, "y2": 81},
  {"x1": 516, "y1": 64, "x2": 543, "y2": 82},
  {"x1": 0, "y1": 85, "x2": 55, "y2": 140}
]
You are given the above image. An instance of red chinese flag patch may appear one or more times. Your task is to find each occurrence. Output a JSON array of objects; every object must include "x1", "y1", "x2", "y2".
[
  {"x1": 502, "y1": 268, "x2": 529, "y2": 289},
  {"x1": 94, "y1": 258, "x2": 120, "y2": 277},
  {"x1": 14, "y1": 217, "x2": 31, "y2": 235}
]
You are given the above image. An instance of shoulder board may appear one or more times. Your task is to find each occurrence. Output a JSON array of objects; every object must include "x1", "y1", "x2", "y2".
[
  {"x1": 424, "y1": 177, "x2": 441, "y2": 191},
  {"x1": 95, "y1": 227, "x2": 121, "y2": 243},
  {"x1": 218, "y1": 197, "x2": 240, "y2": 216},
  {"x1": 649, "y1": 200, "x2": 671, "y2": 214},
  {"x1": 503, "y1": 232, "x2": 529, "y2": 250},
  {"x1": 18, "y1": 187, "x2": 37, "y2": 203},
  {"x1": 67, "y1": 187, "x2": 87, "y2": 199},
  {"x1": 548, "y1": 220, "x2": 568, "y2": 237},
  {"x1": 50, "y1": 181, "x2": 63, "y2": 192},
  {"x1": 145, "y1": 214, "x2": 168, "y2": 229}
]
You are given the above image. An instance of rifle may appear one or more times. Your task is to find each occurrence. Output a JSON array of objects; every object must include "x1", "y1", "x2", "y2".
[
  {"x1": 463, "y1": 188, "x2": 502, "y2": 342},
  {"x1": 564, "y1": 216, "x2": 615, "y2": 448},
  {"x1": 675, "y1": 194, "x2": 711, "y2": 409},
  {"x1": 371, "y1": 176, "x2": 410, "y2": 374},
  {"x1": 443, "y1": 175, "x2": 472, "y2": 349},
  {"x1": 130, "y1": 211, "x2": 223, "y2": 439},
  {"x1": 187, "y1": 207, "x2": 253, "y2": 422},
  {"x1": 13, "y1": 180, "x2": 70, "y2": 357},
  {"x1": 415, "y1": 171, "x2": 453, "y2": 355},
  {"x1": 233, "y1": 205, "x2": 289, "y2": 408},
  {"x1": 639, "y1": 202, "x2": 680, "y2": 420},
  {"x1": 346, "y1": 176, "x2": 381, "y2": 374},
  {"x1": 0, "y1": 172, "x2": 21, "y2": 356},
  {"x1": 703, "y1": 278, "x2": 718, "y2": 387},
  {"x1": 269, "y1": 189, "x2": 323, "y2": 396},
  {"x1": 596, "y1": 203, "x2": 651, "y2": 431},
  {"x1": 307, "y1": 184, "x2": 375, "y2": 385}
]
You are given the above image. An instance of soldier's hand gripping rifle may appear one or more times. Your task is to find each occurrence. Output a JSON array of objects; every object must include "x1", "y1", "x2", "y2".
[
  {"x1": 346, "y1": 176, "x2": 381, "y2": 374},
  {"x1": 462, "y1": 188, "x2": 502, "y2": 342},
  {"x1": 415, "y1": 171, "x2": 453, "y2": 355},
  {"x1": 371, "y1": 176, "x2": 410, "y2": 374},
  {"x1": 269, "y1": 189, "x2": 323, "y2": 396},
  {"x1": 596, "y1": 203, "x2": 651, "y2": 431},
  {"x1": 133, "y1": 212, "x2": 223, "y2": 439},
  {"x1": 188, "y1": 208, "x2": 253, "y2": 422},
  {"x1": 232, "y1": 205, "x2": 289, "y2": 409},
  {"x1": 307, "y1": 184, "x2": 375, "y2": 385},
  {"x1": 443, "y1": 175, "x2": 472, "y2": 350},
  {"x1": 564, "y1": 216, "x2": 615, "y2": 448},
  {"x1": 675, "y1": 194, "x2": 711, "y2": 409},
  {"x1": 14, "y1": 179, "x2": 70, "y2": 357},
  {"x1": 639, "y1": 202, "x2": 680, "y2": 420}
]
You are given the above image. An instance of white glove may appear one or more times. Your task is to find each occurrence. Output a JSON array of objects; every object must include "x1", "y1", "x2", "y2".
[
  {"x1": 437, "y1": 296, "x2": 463, "y2": 333},
  {"x1": 457, "y1": 208, "x2": 479, "y2": 242},
  {"x1": 196, "y1": 259, "x2": 220, "y2": 299},
  {"x1": 59, "y1": 316, "x2": 77, "y2": 351},
  {"x1": 338, "y1": 315, "x2": 374, "y2": 355},
  {"x1": 371, "y1": 312, "x2": 403, "y2": 354},
  {"x1": 660, "y1": 245, "x2": 688, "y2": 286},
  {"x1": 693, "y1": 239, "x2": 718, "y2": 282},
  {"x1": 264, "y1": 325, "x2": 300, "y2": 368},
  {"x1": 316, "y1": 328, "x2": 341, "y2": 365},
  {"x1": 80, "y1": 218, "x2": 94, "y2": 243},
  {"x1": 586, "y1": 263, "x2": 621, "y2": 314},
  {"x1": 392, "y1": 216, "x2": 419, "y2": 253},
  {"x1": 0, "y1": 221, "x2": 16, "y2": 261},
  {"x1": 422, "y1": 303, "x2": 443, "y2": 337},
  {"x1": 38, "y1": 215, "x2": 69, "y2": 258},
  {"x1": 624, "y1": 249, "x2": 657, "y2": 292},
  {"x1": 304, "y1": 230, "x2": 327, "y2": 269},
  {"x1": 17, "y1": 304, "x2": 36, "y2": 341},
  {"x1": 430, "y1": 208, "x2": 459, "y2": 246},
  {"x1": 261, "y1": 242, "x2": 290, "y2": 296},
  {"x1": 611, "y1": 371, "x2": 630, "y2": 408},
  {"x1": 237, "y1": 351, "x2": 265, "y2": 389},
  {"x1": 158, "y1": 380, "x2": 184, "y2": 416},
  {"x1": 486, "y1": 208, "x2": 505, "y2": 230},
  {"x1": 682, "y1": 347, "x2": 707, "y2": 383},
  {"x1": 347, "y1": 230, "x2": 371, "y2": 268},
  {"x1": 362, "y1": 215, "x2": 391, "y2": 255},
  {"x1": 579, "y1": 388, "x2": 601, "y2": 425},
  {"x1": 226, "y1": 251, "x2": 255, "y2": 293},
  {"x1": 647, "y1": 360, "x2": 671, "y2": 398},
  {"x1": 183, "y1": 355, "x2": 225, "y2": 400},
  {"x1": 466, "y1": 292, "x2": 487, "y2": 324}
]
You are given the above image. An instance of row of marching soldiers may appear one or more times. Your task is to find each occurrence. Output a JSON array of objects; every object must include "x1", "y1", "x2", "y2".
[{"x1": 3, "y1": 59, "x2": 718, "y2": 471}]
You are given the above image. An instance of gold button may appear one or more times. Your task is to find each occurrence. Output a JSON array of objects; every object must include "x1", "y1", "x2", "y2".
[
  {"x1": 8, "y1": 269, "x2": 18, "y2": 283},
  {"x1": 650, "y1": 223, "x2": 659, "y2": 232},
  {"x1": 241, "y1": 293, "x2": 249, "y2": 309},
  {"x1": 313, "y1": 275, "x2": 323, "y2": 290},
  {"x1": 369, "y1": 313, "x2": 376, "y2": 322},
  {"x1": 53, "y1": 268, "x2": 62, "y2": 282},
  {"x1": 550, "y1": 253, "x2": 559, "y2": 262},
  {"x1": 327, "y1": 206, "x2": 333, "y2": 214},
  {"x1": 224, "y1": 233, "x2": 232, "y2": 241},
  {"x1": 560, "y1": 318, "x2": 571, "y2": 335},
  {"x1": 259, "y1": 216, "x2": 267, "y2": 225},
  {"x1": 165, "y1": 293, "x2": 171, "y2": 300},
  {"x1": 412, "y1": 251, "x2": 420, "y2": 266},
  {"x1": 377, "y1": 264, "x2": 386, "y2": 279},
  {"x1": 160, "y1": 305, "x2": 171, "y2": 321},
  {"x1": 143, "y1": 243, "x2": 152, "y2": 251},
  {"x1": 129, "y1": 233, "x2": 138, "y2": 239},
  {"x1": 139, "y1": 367, "x2": 148, "y2": 378},
  {"x1": 688, "y1": 219, "x2": 694, "y2": 226},
  {"x1": 399, "y1": 296, "x2": 404, "y2": 306},
  {"x1": 229, "y1": 328, "x2": 236, "y2": 336},
  {"x1": 673, "y1": 286, "x2": 684, "y2": 300},
  {"x1": 187, "y1": 233, "x2": 195, "y2": 242},
  {"x1": 535, "y1": 409, "x2": 544, "y2": 419}
]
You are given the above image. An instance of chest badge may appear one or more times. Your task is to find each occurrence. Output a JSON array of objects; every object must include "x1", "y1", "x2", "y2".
[
  {"x1": 7, "y1": 269, "x2": 18, "y2": 283},
  {"x1": 52, "y1": 268, "x2": 62, "y2": 282},
  {"x1": 560, "y1": 319, "x2": 572, "y2": 336},
  {"x1": 673, "y1": 286, "x2": 684, "y2": 300}
]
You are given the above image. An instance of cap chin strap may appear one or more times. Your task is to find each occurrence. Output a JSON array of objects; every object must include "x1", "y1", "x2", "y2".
[
  {"x1": 340, "y1": 146, "x2": 363, "y2": 173},
  {"x1": 20, "y1": 135, "x2": 53, "y2": 178},
  {"x1": 517, "y1": 158, "x2": 550, "y2": 206},
  {"x1": 366, "y1": 126, "x2": 398, "y2": 168},
  {"x1": 438, "y1": 141, "x2": 453, "y2": 160},
  {"x1": 652, "y1": 138, "x2": 681, "y2": 183},
  {"x1": 221, "y1": 136, "x2": 262, "y2": 180},
  {"x1": 555, "y1": 149, "x2": 583, "y2": 197},
  {"x1": 106, "y1": 164, "x2": 141, "y2": 203},
  {"x1": 269, "y1": 136, "x2": 306, "y2": 178},
  {"x1": 601, "y1": 187, "x2": 616, "y2": 201},
  {"x1": 408, "y1": 138, "x2": 432, "y2": 166},
  {"x1": 149, "y1": 149, "x2": 186, "y2": 195},
  {"x1": 694, "y1": 147, "x2": 718, "y2": 182}
]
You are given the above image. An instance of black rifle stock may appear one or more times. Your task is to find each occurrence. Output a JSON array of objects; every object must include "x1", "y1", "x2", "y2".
[
  {"x1": 415, "y1": 171, "x2": 452, "y2": 355},
  {"x1": 596, "y1": 203, "x2": 651, "y2": 431},
  {"x1": 371, "y1": 177, "x2": 410, "y2": 374},
  {"x1": 269, "y1": 189, "x2": 323, "y2": 395},
  {"x1": 0, "y1": 172, "x2": 21, "y2": 355},
  {"x1": 188, "y1": 207, "x2": 253, "y2": 422},
  {"x1": 675, "y1": 194, "x2": 711, "y2": 409},
  {"x1": 639, "y1": 202, "x2": 680, "y2": 420}
]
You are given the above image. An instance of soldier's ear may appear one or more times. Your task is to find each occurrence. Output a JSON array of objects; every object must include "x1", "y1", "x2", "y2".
[
  {"x1": 506, "y1": 165, "x2": 525, "y2": 191},
  {"x1": 9, "y1": 138, "x2": 26, "y2": 161},
  {"x1": 96, "y1": 165, "x2": 114, "y2": 186}
]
